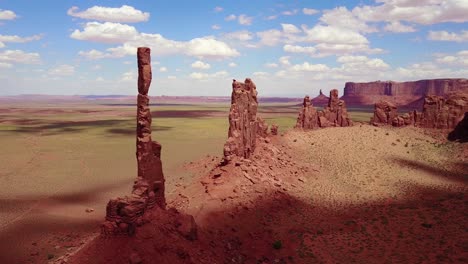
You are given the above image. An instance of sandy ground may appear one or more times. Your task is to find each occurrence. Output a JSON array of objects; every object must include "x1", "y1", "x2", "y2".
[{"x1": 68, "y1": 124, "x2": 467, "y2": 264}]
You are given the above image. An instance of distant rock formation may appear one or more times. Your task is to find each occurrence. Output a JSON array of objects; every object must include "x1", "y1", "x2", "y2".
[
  {"x1": 102, "y1": 47, "x2": 167, "y2": 236},
  {"x1": 418, "y1": 93, "x2": 468, "y2": 129},
  {"x1": 343, "y1": 79, "x2": 468, "y2": 106},
  {"x1": 311, "y1": 89, "x2": 329, "y2": 106},
  {"x1": 296, "y1": 90, "x2": 352, "y2": 129},
  {"x1": 371, "y1": 100, "x2": 398, "y2": 125},
  {"x1": 295, "y1": 95, "x2": 319, "y2": 129},
  {"x1": 318, "y1": 89, "x2": 352, "y2": 127},
  {"x1": 223, "y1": 78, "x2": 259, "y2": 162}
]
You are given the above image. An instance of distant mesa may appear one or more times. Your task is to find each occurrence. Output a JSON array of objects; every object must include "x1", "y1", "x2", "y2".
[
  {"x1": 342, "y1": 78, "x2": 468, "y2": 107},
  {"x1": 311, "y1": 89, "x2": 329, "y2": 106}
]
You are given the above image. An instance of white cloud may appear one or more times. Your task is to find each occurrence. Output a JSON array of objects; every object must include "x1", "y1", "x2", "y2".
[
  {"x1": 303, "y1": 25, "x2": 368, "y2": 45},
  {"x1": 290, "y1": 62, "x2": 330, "y2": 72},
  {"x1": 159, "y1": 67, "x2": 167, "y2": 72},
  {"x1": 383, "y1": 21, "x2": 416, "y2": 33},
  {"x1": 0, "y1": 9, "x2": 16, "y2": 20},
  {"x1": 228, "y1": 62, "x2": 237, "y2": 67},
  {"x1": 238, "y1": 14, "x2": 253, "y2": 25},
  {"x1": 70, "y1": 22, "x2": 138, "y2": 43},
  {"x1": 281, "y1": 24, "x2": 301, "y2": 34},
  {"x1": 121, "y1": 70, "x2": 136, "y2": 81},
  {"x1": 191, "y1": 60, "x2": 211, "y2": 70},
  {"x1": 67, "y1": 5, "x2": 149, "y2": 23},
  {"x1": 320, "y1": 7, "x2": 377, "y2": 33},
  {"x1": 212, "y1": 24, "x2": 221, "y2": 30},
  {"x1": 0, "y1": 62, "x2": 12, "y2": 68},
  {"x1": 92, "y1": 64, "x2": 102, "y2": 70},
  {"x1": 189, "y1": 71, "x2": 228, "y2": 80},
  {"x1": 0, "y1": 34, "x2": 42, "y2": 48},
  {"x1": 225, "y1": 14, "x2": 236, "y2": 21},
  {"x1": 282, "y1": 9, "x2": 298, "y2": 16},
  {"x1": 252, "y1": 71, "x2": 269, "y2": 78},
  {"x1": 428, "y1": 30, "x2": 468, "y2": 42},
  {"x1": 353, "y1": 0, "x2": 468, "y2": 25},
  {"x1": 48, "y1": 64, "x2": 75, "y2": 76},
  {"x1": 167, "y1": 75, "x2": 177, "y2": 79},
  {"x1": 279, "y1": 56, "x2": 291, "y2": 66},
  {"x1": 73, "y1": 25, "x2": 240, "y2": 60},
  {"x1": 214, "y1": 6, "x2": 223, "y2": 13},
  {"x1": 435, "y1": 50, "x2": 468, "y2": 66},
  {"x1": 0, "y1": 49, "x2": 40, "y2": 64},
  {"x1": 223, "y1": 30, "x2": 254, "y2": 41},
  {"x1": 266, "y1": 15, "x2": 278, "y2": 20},
  {"x1": 303, "y1": 8, "x2": 319, "y2": 15},
  {"x1": 265, "y1": 63, "x2": 278, "y2": 68},
  {"x1": 283, "y1": 44, "x2": 316, "y2": 56}
]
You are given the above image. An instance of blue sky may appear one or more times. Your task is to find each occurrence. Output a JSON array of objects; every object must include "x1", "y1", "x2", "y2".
[{"x1": 0, "y1": 0, "x2": 467, "y2": 96}]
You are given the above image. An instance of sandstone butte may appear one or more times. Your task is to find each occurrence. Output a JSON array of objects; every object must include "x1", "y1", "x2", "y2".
[{"x1": 342, "y1": 78, "x2": 468, "y2": 107}]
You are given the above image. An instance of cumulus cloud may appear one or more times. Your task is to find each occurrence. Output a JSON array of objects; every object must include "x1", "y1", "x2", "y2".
[
  {"x1": 48, "y1": 64, "x2": 75, "y2": 76},
  {"x1": 383, "y1": 21, "x2": 416, "y2": 32},
  {"x1": 435, "y1": 50, "x2": 468, "y2": 66},
  {"x1": 67, "y1": 5, "x2": 149, "y2": 23},
  {"x1": 353, "y1": 0, "x2": 468, "y2": 25},
  {"x1": 189, "y1": 71, "x2": 228, "y2": 80},
  {"x1": 265, "y1": 63, "x2": 278, "y2": 68},
  {"x1": 282, "y1": 9, "x2": 298, "y2": 16},
  {"x1": 228, "y1": 62, "x2": 237, "y2": 67},
  {"x1": 281, "y1": 24, "x2": 301, "y2": 34},
  {"x1": 121, "y1": 70, "x2": 136, "y2": 81},
  {"x1": 0, "y1": 9, "x2": 16, "y2": 20},
  {"x1": 0, "y1": 34, "x2": 42, "y2": 48},
  {"x1": 211, "y1": 24, "x2": 221, "y2": 30},
  {"x1": 223, "y1": 30, "x2": 254, "y2": 41},
  {"x1": 320, "y1": 7, "x2": 377, "y2": 33},
  {"x1": 191, "y1": 60, "x2": 211, "y2": 70},
  {"x1": 290, "y1": 62, "x2": 330, "y2": 72},
  {"x1": 428, "y1": 30, "x2": 468, "y2": 42},
  {"x1": 70, "y1": 22, "x2": 138, "y2": 43},
  {"x1": 303, "y1": 8, "x2": 319, "y2": 15},
  {"x1": 0, "y1": 49, "x2": 41, "y2": 64},
  {"x1": 238, "y1": 14, "x2": 253, "y2": 25},
  {"x1": 303, "y1": 25, "x2": 369, "y2": 45},
  {"x1": 283, "y1": 44, "x2": 316, "y2": 56},
  {"x1": 159, "y1": 67, "x2": 167, "y2": 72},
  {"x1": 73, "y1": 23, "x2": 240, "y2": 60},
  {"x1": 225, "y1": 14, "x2": 236, "y2": 21},
  {"x1": 214, "y1": 6, "x2": 223, "y2": 13}
]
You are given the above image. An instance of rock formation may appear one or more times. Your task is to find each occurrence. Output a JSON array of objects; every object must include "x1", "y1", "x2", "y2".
[
  {"x1": 371, "y1": 100, "x2": 398, "y2": 125},
  {"x1": 295, "y1": 95, "x2": 319, "y2": 129},
  {"x1": 448, "y1": 112, "x2": 468, "y2": 142},
  {"x1": 101, "y1": 47, "x2": 167, "y2": 236},
  {"x1": 223, "y1": 78, "x2": 259, "y2": 162},
  {"x1": 343, "y1": 78, "x2": 468, "y2": 106},
  {"x1": 270, "y1": 124, "x2": 279, "y2": 135},
  {"x1": 311, "y1": 89, "x2": 329, "y2": 106},
  {"x1": 318, "y1": 89, "x2": 352, "y2": 127},
  {"x1": 296, "y1": 90, "x2": 352, "y2": 129},
  {"x1": 418, "y1": 93, "x2": 468, "y2": 129}
]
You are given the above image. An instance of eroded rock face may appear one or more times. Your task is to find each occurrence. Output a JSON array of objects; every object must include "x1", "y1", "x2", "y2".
[
  {"x1": 419, "y1": 93, "x2": 468, "y2": 129},
  {"x1": 295, "y1": 96, "x2": 319, "y2": 129},
  {"x1": 448, "y1": 112, "x2": 468, "y2": 142},
  {"x1": 319, "y1": 89, "x2": 352, "y2": 127},
  {"x1": 371, "y1": 100, "x2": 398, "y2": 125},
  {"x1": 102, "y1": 47, "x2": 166, "y2": 236},
  {"x1": 343, "y1": 78, "x2": 468, "y2": 106},
  {"x1": 296, "y1": 90, "x2": 352, "y2": 129},
  {"x1": 223, "y1": 79, "x2": 259, "y2": 162}
]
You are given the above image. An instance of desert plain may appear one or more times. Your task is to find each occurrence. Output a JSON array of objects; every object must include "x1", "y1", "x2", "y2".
[{"x1": 0, "y1": 95, "x2": 466, "y2": 264}]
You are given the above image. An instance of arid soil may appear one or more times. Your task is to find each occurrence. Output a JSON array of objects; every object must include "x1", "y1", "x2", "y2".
[{"x1": 68, "y1": 124, "x2": 467, "y2": 264}]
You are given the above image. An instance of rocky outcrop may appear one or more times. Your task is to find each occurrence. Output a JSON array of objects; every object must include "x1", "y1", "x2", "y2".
[
  {"x1": 418, "y1": 93, "x2": 468, "y2": 129},
  {"x1": 296, "y1": 90, "x2": 352, "y2": 129},
  {"x1": 343, "y1": 79, "x2": 468, "y2": 106},
  {"x1": 448, "y1": 112, "x2": 468, "y2": 142},
  {"x1": 270, "y1": 124, "x2": 279, "y2": 135},
  {"x1": 371, "y1": 100, "x2": 398, "y2": 125},
  {"x1": 101, "y1": 47, "x2": 166, "y2": 236},
  {"x1": 311, "y1": 89, "x2": 329, "y2": 106},
  {"x1": 318, "y1": 89, "x2": 352, "y2": 127},
  {"x1": 223, "y1": 79, "x2": 259, "y2": 162},
  {"x1": 295, "y1": 96, "x2": 319, "y2": 129}
]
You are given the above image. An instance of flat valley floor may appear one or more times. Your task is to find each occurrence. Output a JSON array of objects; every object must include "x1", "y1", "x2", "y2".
[{"x1": 0, "y1": 99, "x2": 466, "y2": 263}]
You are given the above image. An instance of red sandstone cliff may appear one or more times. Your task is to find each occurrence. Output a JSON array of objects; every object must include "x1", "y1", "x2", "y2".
[{"x1": 342, "y1": 79, "x2": 468, "y2": 106}]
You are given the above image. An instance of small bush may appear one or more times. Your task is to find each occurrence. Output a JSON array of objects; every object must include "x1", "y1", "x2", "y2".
[{"x1": 272, "y1": 240, "x2": 282, "y2": 250}]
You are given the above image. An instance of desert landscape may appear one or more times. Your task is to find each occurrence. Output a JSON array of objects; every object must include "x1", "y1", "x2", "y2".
[{"x1": 1, "y1": 1, "x2": 468, "y2": 264}]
